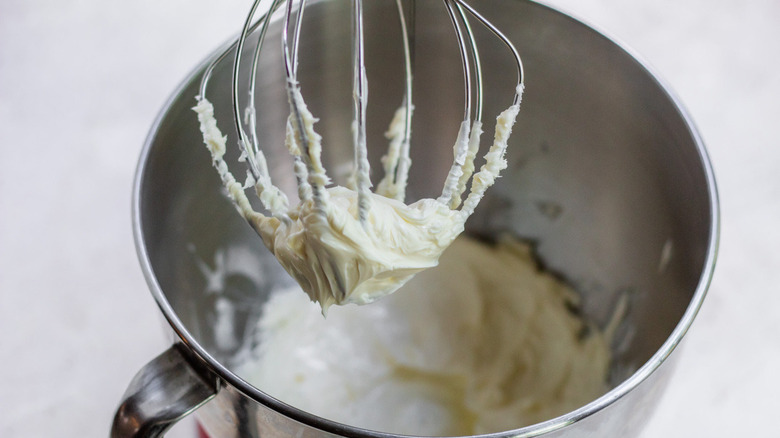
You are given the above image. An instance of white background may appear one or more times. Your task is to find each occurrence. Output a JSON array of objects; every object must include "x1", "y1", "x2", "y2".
[{"x1": 1, "y1": 0, "x2": 778, "y2": 436}]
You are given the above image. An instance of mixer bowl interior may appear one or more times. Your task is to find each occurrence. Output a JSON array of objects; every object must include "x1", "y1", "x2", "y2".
[{"x1": 135, "y1": 0, "x2": 716, "y2": 434}]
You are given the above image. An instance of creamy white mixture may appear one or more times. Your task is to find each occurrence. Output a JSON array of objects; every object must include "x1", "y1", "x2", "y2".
[
  {"x1": 237, "y1": 235, "x2": 613, "y2": 435},
  {"x1": 194, "y1": 85, "x2": 523, "y2": 312}
]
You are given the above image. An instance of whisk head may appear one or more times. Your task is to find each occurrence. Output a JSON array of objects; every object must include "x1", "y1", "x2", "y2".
[{"x1": 194, "y1": 0, "x2": 525, "y2": 312}]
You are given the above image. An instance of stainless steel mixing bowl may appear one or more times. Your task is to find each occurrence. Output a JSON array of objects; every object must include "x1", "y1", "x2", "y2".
[{"x1": 112, "y1": 0, "x2": 719, "y2": 436}]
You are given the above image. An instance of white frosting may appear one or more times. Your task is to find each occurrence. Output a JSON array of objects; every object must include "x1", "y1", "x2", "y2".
[
  {"x1": 237, "y1": 235, "x2": 612, "y2": 435},
  {"x1": 193, "y1": 85, "x2": 523, "y2": 313}
]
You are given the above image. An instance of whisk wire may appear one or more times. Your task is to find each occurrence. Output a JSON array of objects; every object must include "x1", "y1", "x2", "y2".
[
  {"x1": 246, "y1": 0, "x2": 285, "y2": 164},
  {"x1": 454, "y1": 0, "x2": 524, "y2": 104},
  {"x1": 439, "y1": 0, "x2": 480, "y2": 205},
  {"x1": 443, "y1": 0, "x2": 472, "y2": 125},
  {"x1": 232, "y1": 0, "x2": 268, "y2": 182},
  {"x1": 453, "y1": 1, "x2": 483, "y2": 123},
  {"x1": 352, "y1": 0, "x2": 372, "y2": 223},
  {"x1": 283, "y1": 0, "x2": 331, "y2": 211},
  {"x1": 290, "y1": 0, "x2": 307, "y2": 76},
  {"x1": 375, "y1": 0, "x2": 415, "y2": 202},
  {"x1": 439, "y1": 0, "x2": 525, "y2": 208},
  {"x1": 226, "y1": 0, "x2": 292, "y2": 216}
]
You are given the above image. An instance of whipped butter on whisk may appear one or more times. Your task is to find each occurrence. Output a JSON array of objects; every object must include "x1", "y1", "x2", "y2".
[{"x1": 194, "y1": 0, "x2": 524, "y2": 312}]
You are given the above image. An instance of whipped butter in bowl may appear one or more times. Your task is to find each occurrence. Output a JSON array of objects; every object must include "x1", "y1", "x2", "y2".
[{"x1": 235, "y1": 235, "x2": 620, "y2": 435}]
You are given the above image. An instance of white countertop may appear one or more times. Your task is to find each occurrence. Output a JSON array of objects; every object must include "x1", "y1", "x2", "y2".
[{"x1": 1, "y1": 0, "x2": 777, "y2": 436}]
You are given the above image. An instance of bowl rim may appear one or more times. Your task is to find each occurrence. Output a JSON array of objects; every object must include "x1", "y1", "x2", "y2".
[{"x1": 132, "y1": 1, "x2": 720, "y2": 436}]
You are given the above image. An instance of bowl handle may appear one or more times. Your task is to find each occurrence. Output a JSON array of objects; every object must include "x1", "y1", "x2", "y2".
[{"x1": 111, "y1": 343, "x2": 219, "y2": 437}]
